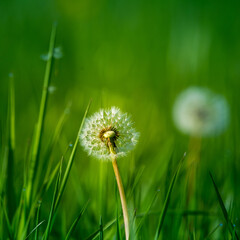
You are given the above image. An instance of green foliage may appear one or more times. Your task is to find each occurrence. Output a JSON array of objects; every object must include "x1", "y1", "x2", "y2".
[{"x1": 1, "y1": 1, "x2": 240, "y2": 239}]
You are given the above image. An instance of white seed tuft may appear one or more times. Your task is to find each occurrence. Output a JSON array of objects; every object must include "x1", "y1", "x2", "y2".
[{"x1": 80, "y1": 107, "x2": 139, "y2": 161}]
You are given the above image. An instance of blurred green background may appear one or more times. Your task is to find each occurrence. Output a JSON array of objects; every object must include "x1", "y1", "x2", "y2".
[{"x1": 1, "y1": 0, "x2": 240, "y2": 239}]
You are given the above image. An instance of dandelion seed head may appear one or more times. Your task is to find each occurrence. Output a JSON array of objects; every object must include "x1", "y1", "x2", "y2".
[
  {"x1": 80, "y1": 106, "x2": 139, "y2": 161},
  {"x1": 40, "y1": 46, "x2": 63, "y2": 61},
  {"x1": 172, "y1": 87, "x2": 230, "y2": 137}
]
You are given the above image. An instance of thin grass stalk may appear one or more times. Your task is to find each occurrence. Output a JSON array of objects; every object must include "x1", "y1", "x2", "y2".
[
  {"x1": 26, "y1": 23, "x2": 57, "y2": 205},
  {"x1": 33, "y1": 103, "x2": 69, "y2": 199},
  {"x1": 64, "y1": 201, "x2": 89, "y2": 240},
  {"x1": 7, "y1": 74, "x2": 16, "y2": 220},
  {"x1": 87, "y1": 218, "x2": 116, "y2": 240},
  {"x1": 54, "y1": 100, "x2": 91, "y2": 211},
  {"x1": 154, "y1": 153, "x2": 186, "y2": 240},
  {"x1": 209, "y1": 172, "x2": 239, "y2": 240},
  {"x1": 44, "y1": 162, "x2": 62, "y2": 240},
  {"x1": 34, "y1": 201, "x2": 41, "y2": 240}
]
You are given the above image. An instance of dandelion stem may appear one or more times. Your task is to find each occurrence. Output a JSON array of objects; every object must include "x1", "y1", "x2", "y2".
[{"x1": 109, "y1": 141, "x2": 129, "y2": 240}]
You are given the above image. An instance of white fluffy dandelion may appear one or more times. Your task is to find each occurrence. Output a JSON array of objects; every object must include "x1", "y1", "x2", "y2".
[
  {"x1": 80, "y1": 106, "x2": 139, "y2": 160},
  {"x1": 172, "y1": 87, "x2": 230, "y2": 137},
  {"x1": 80, "y1": 106, "x2": 139, "y2": 240}
]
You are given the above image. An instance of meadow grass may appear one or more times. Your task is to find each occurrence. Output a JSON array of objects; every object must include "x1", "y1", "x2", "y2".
[{"x1": 1, "y1": 2, "x2": 240, "y2": 239}]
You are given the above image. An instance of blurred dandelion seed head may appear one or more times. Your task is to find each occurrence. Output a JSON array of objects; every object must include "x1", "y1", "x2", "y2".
[
  {"x1": 172, "y1": 87, "x2": 230, "y2": 137},
  {"x1": 80, "y1": 106, "x2": 139, "y2": 161},
  {"x1": 40, "y1": 46, "x2": 63, "y2": 61}
]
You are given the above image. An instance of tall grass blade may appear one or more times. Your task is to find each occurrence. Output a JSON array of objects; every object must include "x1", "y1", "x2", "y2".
[
  {"x1": 54, "y1": 100, "x2": 91, "y2": 211},
  {"x1": 99, "y1": 216, "x2": 103, "y2": 240},
  {"x1": 7, "y1": 73, "x2": 16, "y2": 220},
  {"x1": 116, "y1": 199, "x2": 122, "y2": 240},
  {"x1": 34, "y1": 201, "x2": 42, "y2": 240},
  {"x1": 85, "y1": 219, "x2": 116, "y2": 240},
  {"x1": 136, "y1": 190, "x2": 160, "y2": 234},
  {"x1": 154, "y1": 152, "x2": 186, "y2": 240},
  {"x1": 43, "y1": 103, "x2": 71, "y2": 180},
  {"x1": 1, "y1": 198, "x2": 13, "y2": 239},
  {"x1": 34, "y1": 103, "x2": 71, "y2": 198},
  {"x1": 44, "y1": 161, "x2": 62, "y2": 240},
  {"x1": 209, "y1": 172, "x2": 239, "y2": 240},
  {"x1": 204, "y1": 223, "x2": 222, "y2": 239},
  {"x1": 25, "y1": 220, "x2": 45, "y2": 240},
  {"x1": 128, "y1": 165, "x2": 145, "y2": 199},
  {"x1": 64, "y1": 201, "x2": 89, "y2": 240},
  {"x1": 26, "y1": 23, "x2": 57, "y2": 205}
]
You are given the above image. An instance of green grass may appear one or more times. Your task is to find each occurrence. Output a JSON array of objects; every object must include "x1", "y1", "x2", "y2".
[{"x1": 1, "y1": 1, "x2": 240, "y2": 239}]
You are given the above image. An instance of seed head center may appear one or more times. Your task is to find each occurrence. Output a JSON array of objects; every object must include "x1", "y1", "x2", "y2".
[
  {"x1": 103, "y1": 130, "x2": 116, "y2": 139},
  {"x1": 99, "y1": 126, "x2": 120, "y2": 151}
]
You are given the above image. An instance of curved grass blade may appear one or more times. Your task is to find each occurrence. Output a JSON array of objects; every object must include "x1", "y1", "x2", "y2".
[
  {"x1": 136, "y1": 190, "x2": 160, "y2": 234},
  {"x1": 54, "y1": 100, "x2": 91, "y2": 211},
  {"x1": 33, "y1": 103, "x2": 70, "y2": 198},
  {"x1": 44, "y1": 161, "x2": 62, "y2": 240},
  {"x1": 64, "y1": 201, "x2": 89, "y2": 240},
  {"x1": 44, "y1": 103, "x2": 71, "y2": 179},
  {"x1": 25, "y1": 220, "x2": 45, "y2": 240},
  {"x1": 26, "y1": 23, "x2": 57, "y2": 205},
  {"x1": 209, "y1": 172, "x2": 239, "y2": 240},
  {"x1": 85, "y1": 218, "x2": 116, "y2": 240},
  {"x1": 204, "y1": 223, "x2": 222, "y2": 239},
  {"x1": 128, "y1": 165, "x2": 145, "y2": 199},
  {"x1": 154, "y1": 152, "x2": 186, "y2": 240}
]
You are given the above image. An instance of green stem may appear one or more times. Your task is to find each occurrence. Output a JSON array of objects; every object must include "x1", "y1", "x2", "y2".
[{"x1": 109, "y1": 141, "x2": 129, "y2": 240}]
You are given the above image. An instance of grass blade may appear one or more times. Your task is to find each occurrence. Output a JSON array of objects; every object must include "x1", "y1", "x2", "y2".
[
  {"x1": 204, "y1": 223, "x2": 222, "y2": 239},
  {"x1": 209, "y1": 172, "x2": 239, "y2": 240},
  {"x1": 33, "y1": 103, "x2": 70, "y2": 198},
  {"x1": 6, "y1": 73, "x2": 16, "y2": 220},
  {"x1": 0, "y1": 198, "x2": 13, "y2": 239},
  {"x1": 136, "y1": 190, "x2": 160, "y2": 234},
  {"x1": 26, "y1": 23, "x2": 57, "y2": 205},
  {"x1": 25, "y1": 220, "x2": 45, "y2": 240},
  {"x1": 64, "y1": 201, "x2": 89, "y2": 240},
  {"x1": 154, "y1": 152, "x2": 186, "y2": 240},
  {"x1": 34, "y1": 201, "x2": 42, "y2": 240},
  {"x1": 85, "y1": 218, "x2": 116, "y2": 240},
  {"x1": 116, "y1": 201, "x2": 122, "y2": 240},
  {"x1": 44, "y1": 161, "x2": 62, "y2": 240},
  {"x1": 99, "y1": 216, "x2": 103, "y2": 240},
  {"x1": 54, "y1": 100, "x2": 91, "y2": 211}
]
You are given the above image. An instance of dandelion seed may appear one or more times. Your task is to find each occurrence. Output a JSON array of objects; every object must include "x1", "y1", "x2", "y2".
[
  {"x1": 172, "y1": 86, "x2": 230, "y2": 137},
  {"x1": 80, "y1": 106, "x2": 139, "y2": 161}
]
